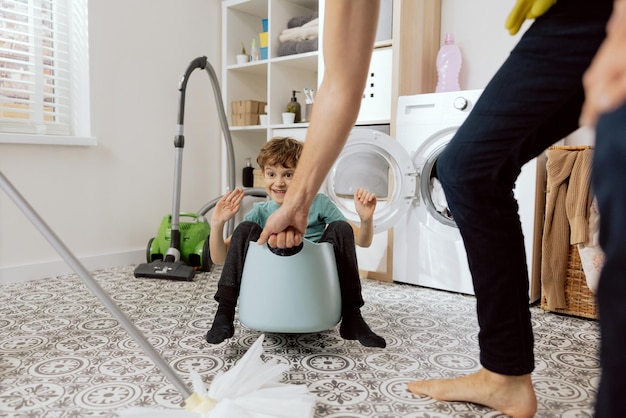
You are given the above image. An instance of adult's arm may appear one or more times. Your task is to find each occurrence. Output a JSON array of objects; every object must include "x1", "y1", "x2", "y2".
[{"x1": 258, "y1": 0, "x2": 380, "y2": 247}]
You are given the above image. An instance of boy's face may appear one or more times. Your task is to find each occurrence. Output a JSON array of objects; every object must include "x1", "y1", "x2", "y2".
[{"x1": 262, "y1": 163, "x2": 295, "y2": 205}]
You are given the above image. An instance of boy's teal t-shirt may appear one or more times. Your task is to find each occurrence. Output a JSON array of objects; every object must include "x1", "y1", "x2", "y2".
[{"x1": 243, "y1": 193, "x2": 346, "y2": 243}]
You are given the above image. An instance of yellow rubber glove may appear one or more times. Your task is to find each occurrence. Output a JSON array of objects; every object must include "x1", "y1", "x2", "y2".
[{"x1": 505, "y1": 0, "x2": 557, "y2": 35}]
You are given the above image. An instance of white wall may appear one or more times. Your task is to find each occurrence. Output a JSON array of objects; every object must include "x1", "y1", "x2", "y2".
[
  {"x1": 440, "y1": 0, "x2": 527, "y2": 90},
  {"x1": 0, "y1": 0, "x2": 222, "y2": 282},
  {"x1": 440, "y1": 0, "x2": 593, "y2": 144}
]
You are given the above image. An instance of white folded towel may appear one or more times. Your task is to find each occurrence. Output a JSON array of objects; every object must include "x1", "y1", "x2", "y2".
[{"x1": 279, "y1": 18, "x2": 319, "y2": 43}]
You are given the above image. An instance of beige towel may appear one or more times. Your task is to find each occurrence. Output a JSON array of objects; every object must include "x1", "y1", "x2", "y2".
[
  {"x1": 541, "y1": 148, "x2": 593, "y2": 310},
  {"x1": 279, "y1": 18, "x2": 319, "y2": 43}
]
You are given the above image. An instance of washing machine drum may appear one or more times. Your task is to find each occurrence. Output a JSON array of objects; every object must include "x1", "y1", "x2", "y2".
[{"x1": 324, "y1": 128, "x2": 415, "y2": 232}]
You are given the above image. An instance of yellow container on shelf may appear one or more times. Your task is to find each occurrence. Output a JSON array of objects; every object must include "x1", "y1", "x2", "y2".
[{"x1": 259, "y1": 32, "x2": 268, "y2": 48}]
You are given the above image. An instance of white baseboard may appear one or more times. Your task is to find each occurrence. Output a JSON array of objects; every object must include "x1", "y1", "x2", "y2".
[{"x1": 0, "y1": 249, "x2": 145, "y2": 285}]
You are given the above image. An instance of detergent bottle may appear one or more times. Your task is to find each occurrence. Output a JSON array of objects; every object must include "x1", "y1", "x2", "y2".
[{"x1": 435, "y1": 33, "x2": 462, "y2": 93}]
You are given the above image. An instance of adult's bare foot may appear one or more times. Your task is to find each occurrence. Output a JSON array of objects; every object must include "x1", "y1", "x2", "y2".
[{"x1": 407, "y1": 368, "x2": 537, "y2": 418}]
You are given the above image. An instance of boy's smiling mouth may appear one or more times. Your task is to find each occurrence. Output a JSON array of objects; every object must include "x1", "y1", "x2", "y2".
[{"x1": 271, "y1": 189, "x2": 287, "y2": 196}]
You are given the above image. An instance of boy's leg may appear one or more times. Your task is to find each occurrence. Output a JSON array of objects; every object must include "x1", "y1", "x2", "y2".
[
  {"x1": 592, "y1": 104, "x2": 626, "y2": 418},
  {"x1": 206, "y1": 221, "x2": 262, "y2": 344},
  {"x1": 321, "y1": 221, "x2": 386, "y2": 348}
]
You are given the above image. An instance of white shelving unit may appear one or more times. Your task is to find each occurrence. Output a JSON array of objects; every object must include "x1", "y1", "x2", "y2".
[{"x1": 221, "y1": 0, "x2": 321, "y2": 189}]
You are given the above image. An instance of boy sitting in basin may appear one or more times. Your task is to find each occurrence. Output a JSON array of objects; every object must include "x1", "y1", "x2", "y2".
[{"x1": 206, "y1": 136, "x2": 385, "y2": 348}]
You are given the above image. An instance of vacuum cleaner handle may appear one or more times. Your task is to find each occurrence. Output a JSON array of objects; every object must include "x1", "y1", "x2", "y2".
[
  {"x1": 176, "y1": 56, "x2": 207, "y2": 127},
  {"x1": 170, "y1": 56, "x2": 238, "y2": 251},
  {"x1": 169, "y1": 57, "x2": 210, "y2": 252}
]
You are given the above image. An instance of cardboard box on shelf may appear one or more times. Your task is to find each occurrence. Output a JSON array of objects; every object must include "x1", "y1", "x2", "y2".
[
  {"x1": 232, "y1": 113, "x2": 260, "y2": 126},
  {"x1": 231, "y1": 100, "x2": 266, "y2": 115}
]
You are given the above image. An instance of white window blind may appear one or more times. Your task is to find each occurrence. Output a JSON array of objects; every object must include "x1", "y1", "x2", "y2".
[{"x1": 0, "y1": 0, "x2": 88, "y2": 139}]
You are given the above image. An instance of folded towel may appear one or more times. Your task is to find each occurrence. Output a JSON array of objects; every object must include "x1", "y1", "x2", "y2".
[
  {"x1": 277, "y1": 41, "x2": 298, "y2": 57},
  {"x1": 279, "y1": 21, "x2": 319, "y2": 43},
  {"x1": 288, "y1": 14, "x2": 318, "y2": 29},
  {"x1": 277, "y1": 38, "x2": 318, "y2": 57},
  {"x1": 295, "y1": 38, "x2": 318, "y2": 54}
]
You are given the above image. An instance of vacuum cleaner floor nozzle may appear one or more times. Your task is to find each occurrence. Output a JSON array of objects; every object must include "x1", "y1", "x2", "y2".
[{"x1": 134, "y1": 260, "x2": 196, "y2": 281}]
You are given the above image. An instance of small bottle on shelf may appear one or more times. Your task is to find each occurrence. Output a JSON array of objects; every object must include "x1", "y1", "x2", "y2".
[
  {"x1": 242, "y1": 157, "x2": 254, "y2": 187},
  {"x1": 250, "y1": 38, "x2": 260, "y2": 62},
  {"x1": 287, "y1": 90, "x2": 301, "y2": 123}
]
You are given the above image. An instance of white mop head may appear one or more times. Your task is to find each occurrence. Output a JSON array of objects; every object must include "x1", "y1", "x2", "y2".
[{"x1": 119, "y1": 334, "x2": 315, "y2": 417}]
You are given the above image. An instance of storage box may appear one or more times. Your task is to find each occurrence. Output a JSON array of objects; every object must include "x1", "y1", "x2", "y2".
[
  {"x1": 231, "y1": 100, "x2": 267, "y2": 115},
  {"x1": 231, "y1": 100, "x2": 266, "y2": 115},
  {"x1": 231, "y1": 113, "x2": 260, "y2": 126},
  {"x1": 259, "y1": 32, "x2": 268, "y2": 47}
]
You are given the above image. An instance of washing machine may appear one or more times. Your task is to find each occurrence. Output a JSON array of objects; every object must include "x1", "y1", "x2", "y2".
[{"x1": 324, "y1": 90, "x2": 541, "y2": 299}]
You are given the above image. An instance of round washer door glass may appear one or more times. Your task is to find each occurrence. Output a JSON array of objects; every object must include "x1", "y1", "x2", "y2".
[
  {"x1": 414, "y1": 127, "x2": 458, "y2": 229},
  {"x1": 324, "y1": 128, "x2": 414, "y2": 233}
]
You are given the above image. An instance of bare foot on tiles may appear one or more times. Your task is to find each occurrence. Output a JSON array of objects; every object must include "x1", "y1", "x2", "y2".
[{"x1": 407, "y1": 368, "x2": 537, "y2": 418}]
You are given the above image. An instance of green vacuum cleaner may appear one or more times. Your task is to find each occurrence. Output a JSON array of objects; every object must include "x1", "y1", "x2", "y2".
[
  {"x1": 134, "y1": 56, "x2": 238, "y2": 281},
  {"x1": 144, "y1": 212, "x2": 211, "y2": 271}
]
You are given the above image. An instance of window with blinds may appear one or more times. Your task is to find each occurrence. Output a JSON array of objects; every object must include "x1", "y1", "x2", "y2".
[{"x1": 0, "y1": 0, "x2": 87, "y2": 139}]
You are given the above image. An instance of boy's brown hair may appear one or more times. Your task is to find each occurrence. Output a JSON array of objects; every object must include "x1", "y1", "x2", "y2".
[{"x1": 256, "y1": 136, "x2": 303, "y2": 170}]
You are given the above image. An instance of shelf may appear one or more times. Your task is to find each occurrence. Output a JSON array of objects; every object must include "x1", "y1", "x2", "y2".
[
  {"x1": 230, "y1": 125, "x2": 268, "y2": 132},
  {"x1": 270, "y1": 51, "x2": 318, "y2": 70},
  {"x1": 230, "y1": 122, "x2": 311, "y2": 130},
  {"x1": 225, "y1": 0, "x2": 267, "y2": 17},
  {"x1": 227, "y1": 60, "x2": 268, "y2": 75},
  {"x1": 227, "y1": 52, "x2": 318, "y2": 74}
]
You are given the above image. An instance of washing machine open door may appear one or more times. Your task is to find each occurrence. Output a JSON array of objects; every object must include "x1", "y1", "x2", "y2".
[
  {"x1": 323, "y1": 128, "x2": 415, "y2": 233},
  {"x1": 411, "y1": 126, "x2": 460, "y2": 231}
]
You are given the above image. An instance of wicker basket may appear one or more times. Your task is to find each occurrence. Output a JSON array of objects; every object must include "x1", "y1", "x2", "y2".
[{"x1": 541, "y1": 244, "x2": 598, "y2": 319}]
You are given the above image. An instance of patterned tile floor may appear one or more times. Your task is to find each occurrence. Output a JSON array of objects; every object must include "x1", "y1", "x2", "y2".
[{"x1": 0, "y1": 265, "x2": 600, "y2": 417}]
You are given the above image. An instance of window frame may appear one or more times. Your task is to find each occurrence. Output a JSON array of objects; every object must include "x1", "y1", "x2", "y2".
[{"x1": 0, "y1": 0, "x2": 95, "y2": 146}]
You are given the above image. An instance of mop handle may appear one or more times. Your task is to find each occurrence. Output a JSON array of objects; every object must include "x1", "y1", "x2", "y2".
[{"x1": 0, "y1": 170, "x2": 192, "y2": 399}]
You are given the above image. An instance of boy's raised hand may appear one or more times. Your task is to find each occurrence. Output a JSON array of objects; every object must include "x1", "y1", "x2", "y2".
[
  {"x1": 354, "y1": 188, "x2": 376, "y2": 222},
  {"x1": 212, "y1": 188, "x2": 244, "y2": 224}
]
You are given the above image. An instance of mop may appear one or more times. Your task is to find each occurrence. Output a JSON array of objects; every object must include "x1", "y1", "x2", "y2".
[{"x1": 0, "y1": 170, "x2": 314, "y2": 417}]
